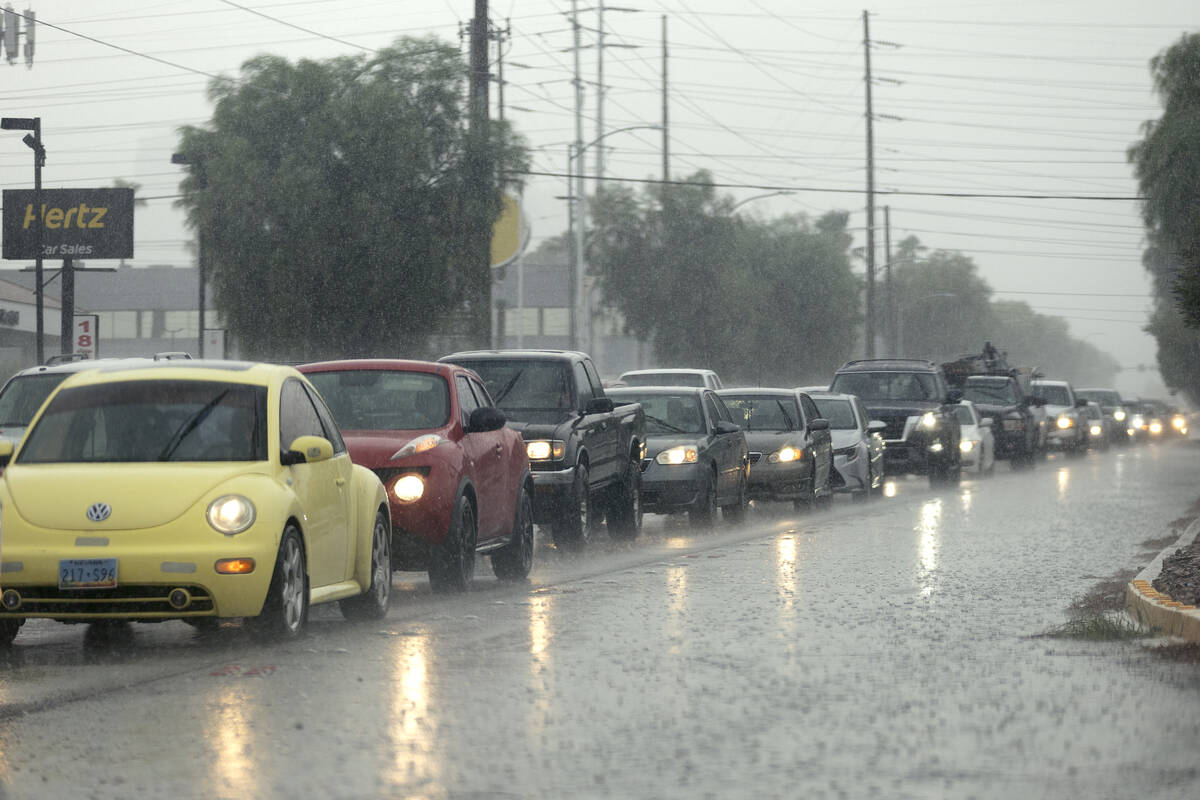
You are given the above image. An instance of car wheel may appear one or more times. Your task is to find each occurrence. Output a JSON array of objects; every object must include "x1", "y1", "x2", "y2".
[
  {"x1": 607, "y1": 458, "x2": 643, "y2": 540},
  {"x1": 689, "y1": 469, "x2": 718, "y2": 527},
  {"x1": 552, "y1": 464, "x2": 594, "y2": 550},
  {"x1": 493, "y1": 485, "x2": 535, "y2": 580},
  {"x1": 721, "y1": 469, "x2": 748, "y2": 523},
  {"x1": 793, "y1": 462, "x2": 817, "y2": 512},
  {"x1": 0, "y1": 619, "x2": 22, "y2": 648},
  {"x1": 249, "y1": 526, "x2": 308, "y2": 640},
  {"x1": 341, "y1": 509, "x2": 392, "y2": 620},
  {"x1": 429, "y1": 494, "x2": 477, "y2": 592}
]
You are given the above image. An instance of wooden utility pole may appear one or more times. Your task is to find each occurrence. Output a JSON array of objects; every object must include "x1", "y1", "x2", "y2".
[
  {"x1": 468, "y1": 0, "x2": 491, "y2": 348},
  {"x1": 884, "y1": 205, "x2": 894, "y2": 356},
  {"x1": 862, "y1": 9, "x2": 876, "y2": 359},
  {"x1": 662, "y1": 15, "x2": 669, "y2": 187}
]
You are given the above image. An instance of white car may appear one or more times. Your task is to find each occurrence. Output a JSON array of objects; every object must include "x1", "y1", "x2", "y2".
[
  {"x1": 1031, "y1": 379, "x2": 1088, "y2": 456},
  {"x1": 808, "y1": 391, "x2": 885, "y2": 500},
  {"x1": 618, "y1": 368, "x2": 723, "y2": 390},
  {"x1": 1082, "y1": 400, "x2": 1110, "y2": 451},
  {"x1": 953, "y1": 400, "x2": 995, "y2": 476}
]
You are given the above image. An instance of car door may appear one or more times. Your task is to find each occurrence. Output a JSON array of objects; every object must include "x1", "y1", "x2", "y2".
[
  {"x1": 573, "y1": 360, "x2": 613, "y2": 483},
  {"x1": 582, "y1": 359, "x2": 619, "y2": 481},
  {"x1": 702, "y1": 391, "x2": 735, "y2": 497},
  {"x1": 279, "y1": 378, "x2": 348, "y2": 588},
  {"x1": 303, "y1": 381, "x2": 356, "y2": 581},
  {"x1": 455, "y1": 374, "x2": 505, "y2": 541},
  {"x1": 800, "y1": 393, "x2": 832, "y2": 490}
]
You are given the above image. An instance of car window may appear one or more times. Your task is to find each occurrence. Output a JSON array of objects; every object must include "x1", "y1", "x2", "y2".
[
  {"x1": 713, "y1": 394, "x2": 734, "y2": 423},
  {"x1": 454, "y1": 359, "x2": 573, "y2": 412},
  {"x1": 702, "y1": 393, "x2": 722, "y2": 430},
  {"x1": 470, "y1": 377, "x2": 494, "y2": 407},
  {"x1": 19, "y1": 379, "x2": 268, "y2": 464},
  {"x1": 1032, "y1": 384, "x2": 1072, "y2": 406},
  {"x1": 621, "y1": 372, "x2": 705, "y2": 387},
  {"x1": 303, "y1": 382, "x2": 346, "y2": 454},
  {"x1": 280, "y1": 378, "x2": 326, "y2": 451},
  {"x1": 0, "y1": 373, "x2": 73, "y2": 428},
  {"x1": 953, "y1": 404, "x2": 977, "y2": 425},
  {"x1": 306, "y1": 369, "x2": 450, "y2": 431},
  {"x1": 964, "y1": 378, "x2": 1020, "y2": 405},
  {"x1": 811, "y1": 397, "x2": 857, "y2": 430},
  {"x1": 799, "y1": 394, "x2": 821, "y2": 426},
  {"x1": 582, "y1": 360, "x2": 605, "y2": 400},
  {"x1": 456, "y1": 375, "x2": 481, "y2": 426},
  {"x1": 830, "y1": 371, "x2": 938, "y2": 401},
  {"x1": 610, "y1": 392, "x2": 704, "y2": 434},
  {"x1": 721, "y1": 394, "x2": 800, "y2": 431},
  {"x1": 574, "y1": 361, "x2": 594, "y2": 407}
]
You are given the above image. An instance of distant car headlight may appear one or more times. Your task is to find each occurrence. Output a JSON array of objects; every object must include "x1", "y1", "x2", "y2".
[
  {"x1": 1056, "y1": 415, "x2": 1073, "y2": 429},
  {"x1": 920, "y1": 412, "x2": 937, "y2": 429},
  {"x1": 656, "y1": 446, "x2": 698, "y2": 465},
  {"x1": 768, "y1": 446, "x2": 802, "y2": 463},
  {"x1": 526, "y1": 440, "x2": 565, "y2": 461},
  {"x1": 1172, "y1": 416, "x2": 1186, "y2": 430},
  {"x1": 392, "y1": 474, "x2": 425, "y2": 503},
  {"x1": 959, "y1": 440, "x2": 975, "y2": 453},
  {"x1": 1149, "y1": 421, "x2": 1163, "y2": 435},
  {"x1": 1090, "y1": 424, "x2": 1103, "y2": 437},
  {"x1": 1131, "y1": 415, "x2": 1145, "y2": 429},
  {"x1": 207, "y1": 495, "x2": 256, "y2": 535},
  {"x1": 1113, "y1": 409, "x2": 1127, "y2": 422},
  {"x1": 391, "y1": 434, "x2": 445, "y2": 460}
]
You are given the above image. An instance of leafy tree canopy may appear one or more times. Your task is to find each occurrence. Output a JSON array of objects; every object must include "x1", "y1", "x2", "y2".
[{"x1": 175, "y1": 37, "x2": 528, "y2": 361}]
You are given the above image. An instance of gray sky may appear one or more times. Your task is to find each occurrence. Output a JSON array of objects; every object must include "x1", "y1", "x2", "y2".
[{"x1": 0, "y1": 0, "x2": 1193, "y2": 397}]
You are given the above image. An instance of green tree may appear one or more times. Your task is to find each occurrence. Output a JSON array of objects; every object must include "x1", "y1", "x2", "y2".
[
  {"x1": 175, "y1": 37, "x2": 528, "y2": 361},
  {"x1": 891, "y1": 248, "x2": 996, "y2": 361}
]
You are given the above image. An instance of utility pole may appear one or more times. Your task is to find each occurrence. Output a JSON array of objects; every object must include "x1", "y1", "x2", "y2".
[
  {"x1": 596, "y1": 2, "x2": 605, "y2": 185},
  {"x1": 661, "y1": 15, "x2": 669, "y2": 187},
  {"x1": 468, "y1": 0, "x2": 491, "y2": 349},
  {"x1": 884, "y1": 205, "x2": 893, "y2": 357},
  {"x1": 862, "y1": 9, "x2": 876, "y2": 359},
  {"x1": 571, "y1": 0, "x2": 587, "y2": 355},
  {"x1": 492, "y1": 18, "x2": 510, "y2": 121}
]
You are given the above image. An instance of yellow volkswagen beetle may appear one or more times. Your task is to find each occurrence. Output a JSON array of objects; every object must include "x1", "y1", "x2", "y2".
[{"x1": 0, "y1": 360, "x2": 391, "y2": 646}]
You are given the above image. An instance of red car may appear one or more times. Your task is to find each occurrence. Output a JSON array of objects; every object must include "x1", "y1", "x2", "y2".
[{"x1": 299, "y1": 359, "x2": 533, "y2": 592}]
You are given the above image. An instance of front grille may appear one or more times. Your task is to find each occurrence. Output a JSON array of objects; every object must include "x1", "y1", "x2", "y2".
[
  {"x1": 5, "y1": 585, "x2": 215, "y2": 616},
  {"x1": 639, "y1": 458, "x2": 652, "y2": 472},
  {"x1": 748, "y1": 452, "x2": 762, "y2": 464}
]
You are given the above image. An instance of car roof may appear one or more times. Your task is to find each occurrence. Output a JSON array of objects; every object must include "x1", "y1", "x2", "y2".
[
  {"x1": 440, "y1": 349, "x2": 588, "y2": 363},
  {"x1": 804, "y1": 390, "x2": 855, "y2": 400},
  {"x1": 620, "y1": 368, "x2": 716, "y2": 376},
  {"x1": 1031, "y1": 378, "x2": 1070, "y2": 386},
  {"x1": 716, "y1": 387, "x2": 798, "y2": 397},
  {"x1": 298, "y1": 358, "x2": 455, "y2": 377},
  {"x1": 54, "y1": 360, "x2": 289, "y2": 390},
  {"x1": 835, "y1": 358, "x2": 940, "y2": 373},
  {"x1": 608, "y1": 386, "x2": 706, "y2": 396}
]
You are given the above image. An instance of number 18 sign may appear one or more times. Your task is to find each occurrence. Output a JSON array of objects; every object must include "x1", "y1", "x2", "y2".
[{"x1": 74, "y1": 314, "x2": 100, "y2": 358}]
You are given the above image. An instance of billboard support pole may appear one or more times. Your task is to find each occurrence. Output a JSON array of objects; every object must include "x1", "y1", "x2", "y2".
[{"x1": 59, "y1": 257, "x2": 73, "y2": 354}]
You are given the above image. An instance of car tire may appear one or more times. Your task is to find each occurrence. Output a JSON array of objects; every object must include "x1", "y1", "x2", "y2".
[
  {"x1": 429, "y1": 494, "x2": 477, "y2": 592},
  {"x1": 721, "y1": 469, "x2": 748, "y2": 523},
  {"x1": 249, "y1": 526, "x2": 308, "y2": 640},
  {"x1": 552, "y1": 464, "x2": 594, "y2": 550},
  {"x1": 492, "y1": 486, "x2": 535, "y2": 580},
  {"x1": 0, "y1": 619, "x2": 22, "y2": 648},
  {"x1": 689, "y1": 468, "x2": 718, "y2": 527},
  {"x1": 341, "y1": 509, "x2": 392, "y2": 620},
  {"x1": 607, "y1": 458, "x2": 643, "y2": 540},
  {"x1": 793, "y1": 462, "x2": 818, "y2": 512}
]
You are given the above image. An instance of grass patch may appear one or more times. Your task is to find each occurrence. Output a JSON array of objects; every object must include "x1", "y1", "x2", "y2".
[
  {"x1": 1142, "y1": 535, "x2": 1181, "y2": 550},
  {"x1": 1041, "y1": 613, "x2": 1152, "y2": 641},
  {"x1": 1150, "y1": 642, "x2": 1200, "y2": 664},
  {"x1": 1067, "y1": 569, "x2": 1138, "y2": 618}
]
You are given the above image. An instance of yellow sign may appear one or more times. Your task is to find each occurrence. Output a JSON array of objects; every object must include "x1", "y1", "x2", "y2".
[{"x1": 490, "y1": 194, "x2": 529, "y2": 269}]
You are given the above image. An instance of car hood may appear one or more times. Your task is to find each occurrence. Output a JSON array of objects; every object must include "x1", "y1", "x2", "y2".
[
  {"x1": 1043, "y1": 403, "x2": 1072, "y2": 416},
  {"x1": 644, "y1": 434, "x2": 708, "y2": 458},
  {"x1": 830, "y1": 430, "x2": 861, "y2": 449},
  {"x1": 741, "y1": 430, "x2": 802, "y2": 451},
  {"x1": 504, "y1": 417, "x2": 574, "y2": 441},
  {"x1": 5, "y1": 462, "x2": 271, "y2": 531},
  {"x1": 342, "y1": 429, "x2": 444, "y2": 467},
  {"x1": 969, "y1": 401, "x2": 1019, "y2": 417},
  {"x1": 860, "y1": 401, "x2": 938, "y2": 418}
]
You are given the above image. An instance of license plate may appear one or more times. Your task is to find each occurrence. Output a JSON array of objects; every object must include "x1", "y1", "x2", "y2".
[{"x1": 59, "y1": 558, "x2": 118, "y2": 590}]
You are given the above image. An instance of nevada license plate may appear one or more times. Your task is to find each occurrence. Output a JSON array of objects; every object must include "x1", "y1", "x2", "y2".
[{"x1": 59, "y1": 558, "x2": 118, "y2": 589}]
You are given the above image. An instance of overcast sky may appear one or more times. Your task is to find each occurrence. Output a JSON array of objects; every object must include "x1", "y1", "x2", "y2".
[{"x1": 0, "y1": 0, "x2": 1194, "y2": 397}]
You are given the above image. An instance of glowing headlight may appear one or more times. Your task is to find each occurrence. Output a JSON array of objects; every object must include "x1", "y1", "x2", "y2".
[
  {"x1": 391, "y1": 434, "x2": 445, "y2": 460},
  {"x1": 206, "y1": 495, "x2": 256, "y2": 535},
  {"x1": 920, "y1": 412, "x2": 937, "y2": 429},
  {"x1": 1149, "y1": 421, "x2": 1163, "y2": 435},
  {"x1": 768, "y1": 446, "x2": 802, "y2": 464},
  {"x1": 656, "y1": 446, "x2": 698, "y2": 465},
  {"x1": 1056, "y1": 415, "x2": 1073, "y2": 429},
  {"x1": 393, "y1": 474, "x2": 425, "y2": 502},
  {"x1": 1131, "y1": 415, "x2": 1145, "y2": 429},
  {"x1": 959, "y1": 440, "x2": 975, "y2": 453},
  {"x1": 526, "y1": 440, "x2": 565, "y2": 460},
  {"x1": 929, "y1": 441, "x2": 944, "y2": 453},
  {"x1": 1113, "y1": 409, "x2": 1127, "y2": 422},
  {"x1": 1090, "y1": 425, "x2": 1103, "y2": 437},
  {"x1": 1172, "y1": 416, "x2": 1186, "y2": 430}
]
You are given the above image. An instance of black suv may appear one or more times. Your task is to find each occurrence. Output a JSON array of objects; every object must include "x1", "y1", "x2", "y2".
[
  {"x1": 962, "y1": 373, "x2": 1042, "y2": 468},
  {"x1": 829, "y1": 359, "x2": 962, "y2": 486}
]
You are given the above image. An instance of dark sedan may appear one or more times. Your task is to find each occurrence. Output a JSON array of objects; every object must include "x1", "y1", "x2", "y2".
[
  {"x1": 607, "y1": 387, "x2": 748, "y2": 525},
  {"x1": 717, "y1": 388, "x2": 833, "y2": 509}
]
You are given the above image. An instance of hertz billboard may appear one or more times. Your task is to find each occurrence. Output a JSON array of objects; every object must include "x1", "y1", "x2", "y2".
[{"x1": 2, "y1": 187, "x2": 134, "y2": 260}]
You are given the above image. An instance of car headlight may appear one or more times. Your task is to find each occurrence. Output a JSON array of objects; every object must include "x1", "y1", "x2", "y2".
[
  {"x1": 1131, "y1": 415, "x2": 1145, "y2": 428},
  {"x1": 920, "y1": 412, "x2": 937, "y2": 429},
  {"x1": 959, "y1": 440, "x2": 975, "y2": 453},
  {"x1": 207, "y1": 495, "x2": 256, "y2": 535},
  {"x1": 1149, "y1": 421, "x2": 1163, "y2": 434},
  {"x1": 392, "y1": 474, "x2": 425, "y2": 503},
  {"x1": 656, "y1": 446, "x2": 698, "y2": 465},
  {"x1": 1089, "y1": 424, "x2": 1103, "y2": 436},
  {"x1": 1056, "y1": 415, "x2": 1073, "y2": 429},
  {"x1": 526, "y1": 440, "x2": 565, "y2": 460},
  {"x1": 1172, "y1": 416, "x2": 1186, "y2": 429},
  {"x1": 1113, "y1": 409, "x2": 1126, "y2": 422},
  {"x1": 391, "y1": 434, "x2": 445, "y2": 460},
  {"x1": 768, "y1": 446, "x2": 802, "y2": 464}
]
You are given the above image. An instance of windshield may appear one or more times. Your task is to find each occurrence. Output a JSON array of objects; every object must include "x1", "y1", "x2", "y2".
[
  {"x1": 0, "y1": 373, "x2": 73, "y2": 428},
  {"x1": 306, "y1": 370, "x2": 449, "y2": 430},
  {"x1": 18, "y1": 380, "x2": 268, "y2": 463},
  {"x1": 610, "y1": 392, "x2": 704, "y2": 434},
  {"x1": 1077, "y1": 389, "x2": 1122, "y2": 407},
  {"x1": 621, "y1": 372, "x2": 705, "y2": 387},
  {"x1": 830, "y1": 371, "x2": 938, "y2": 402},
  {"x1": 1032, "y1": 384, "x2": 1072, "y2": 406},
  {"x1": 452, "y1": 359, "x2": 572, "y2": 412},
  {"x1": 964, "y1": 377, "x2": 1020, "y2": 405},
  {"x1": 953, "y1": 405, "x2": 977, "y2": 425},
  {"x1": 810, "y1": 397, "x2": 857, "y2": 430},
  {"x1": 722, "y1": 394, "x2": 801, "y2": 431}
]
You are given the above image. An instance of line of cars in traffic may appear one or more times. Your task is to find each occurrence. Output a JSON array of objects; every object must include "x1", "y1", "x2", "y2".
[{"x1": 0, "y1": 347, "x2": 1187, "y2": 649}]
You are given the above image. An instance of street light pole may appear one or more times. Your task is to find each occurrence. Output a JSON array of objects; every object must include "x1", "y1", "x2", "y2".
[
  {"x1": 2, "y1": 116, "x2": 46, "y2": 363},
  {"x1": 728, "y1": 190, "x2": 794, "y2": 214}
]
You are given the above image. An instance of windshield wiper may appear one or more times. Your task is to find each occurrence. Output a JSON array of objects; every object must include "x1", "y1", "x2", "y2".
[
  {"x1": 776, "y1": 400, "x2": 796, "y2": 431},
  {"x1": 644, "y1": 413, "x2": 686, "y2": 434},
  {"x1": 492, "y1": 370, "x2": 524, "y2": 405},
  {"x1": 158, "y1": 389, "x2": 230, "y2": 461}
]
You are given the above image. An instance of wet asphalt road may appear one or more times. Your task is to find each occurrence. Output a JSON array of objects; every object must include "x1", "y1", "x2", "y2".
[{"x1": 2, "y1": 442, "x2": 1200, "y2": 799}]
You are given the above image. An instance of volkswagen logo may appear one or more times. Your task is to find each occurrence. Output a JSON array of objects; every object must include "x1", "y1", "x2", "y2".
[{"x1": 86, "y1": 503, "x2": 112, "y2": 522}]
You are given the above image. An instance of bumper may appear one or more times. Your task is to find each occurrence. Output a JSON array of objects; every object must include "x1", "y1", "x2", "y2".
[
  {"x1": 530, "y1": 465, "x2": 576, "y2": 524},
  {"x1": 0, "y1": 521, "x2": 281, "y2": 621},
  {"x1": 882, "y1": 437, "x2": 947, "y2": 475},
  {"x1": 1046, "y1": 427, "x2": 1083, "y2": 449},
  {"x1": 639, "y1": 462, "x2": 704, "y2": 513},
  {"x1": 746, "y1": 460, "x2": 808, "y2": 501},
  {"x1": 831, "y1": 454, "x2": 868, "y2": 493},
  {"x1": 993, "y1": 427, "x2": 1029, "y2": 459}
]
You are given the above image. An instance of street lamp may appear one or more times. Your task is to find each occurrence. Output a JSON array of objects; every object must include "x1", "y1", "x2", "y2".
[
  {"x1": 171, "y1": 152, "x2": 206, "y2": 358},
  {"x1": 728, "y1": 190, "x2": 794, "y2": 214},
  {"x1": 896, "y1": 292, "x2": 956, "y2": 358},
  {"x1": 2, "y1": 116, "x2": 46, "y2": 363}
]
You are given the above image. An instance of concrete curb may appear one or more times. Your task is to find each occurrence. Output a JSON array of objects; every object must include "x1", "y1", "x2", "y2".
[{"x1": 1125, "y1": 516, "x2": 1200, "y2": 642}]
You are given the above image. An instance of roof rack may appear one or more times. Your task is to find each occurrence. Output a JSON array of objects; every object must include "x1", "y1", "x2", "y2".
[
  {"x1": 153, "y1": 351, "x2": 193, "y2": 361},
  {"x1": 43, "y1": 353, "x2": 91, "y2": 366}
]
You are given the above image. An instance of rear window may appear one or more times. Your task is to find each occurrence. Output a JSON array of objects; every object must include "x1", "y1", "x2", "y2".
[
  {"x1": 722, "y1": 394, "x2": 801, "y2": 431},
  {"x1": 1076, "y1": 389, "x2": 1122, "y2": 407},
  {"x1": 610, "y1": 392, "x2": 704, "y2": 434},
  {"x1": 810, "y1": 397, "x2": 857, "y2": 430},
  {"x1": 830, "y1": 371, "x2": 938, "y2": 402},
  {"x1": 621, "y1": 372, "x2": 705, "y2": 388},
  {"x1": 964, "y1": 377, "x2": 1020, "y2": 405},
  {"x1": 1032, "y1": 384, "x2": 1072, "y2": 406},
  {"x1": 452, "y1": 359, "x2": 573, "y2": 412},
  {"x1": 306, "y1": 370, "x2": 449, "y2": 430}
]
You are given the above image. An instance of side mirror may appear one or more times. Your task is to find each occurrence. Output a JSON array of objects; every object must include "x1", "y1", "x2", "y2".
[
  {"x1": 867, "y1": 420, "x2": 886, "y2": 433},
  {"x1": 584, "y1": 396, "x2": 615, "y2": 415},
  {"x1": 809, "y1": 418, "x2": 830, "y2": 431},
  {"x1": 0, "y1": 438, "x2": 13, "y2": 468},
  {"x1": 466, "y1": 406, "x2": 507, "y2": 433},
  {"x1": 281, "y1": 434, "x2": 333, "y2": 466},
  {"x1": 713, "y1": 420, "x2": 740, "y2": 435}
]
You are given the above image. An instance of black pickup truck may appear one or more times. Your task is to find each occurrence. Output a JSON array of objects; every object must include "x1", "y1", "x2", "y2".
[{"x1": 439, "y1": 350, "x2": 646, "y2": 548}]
